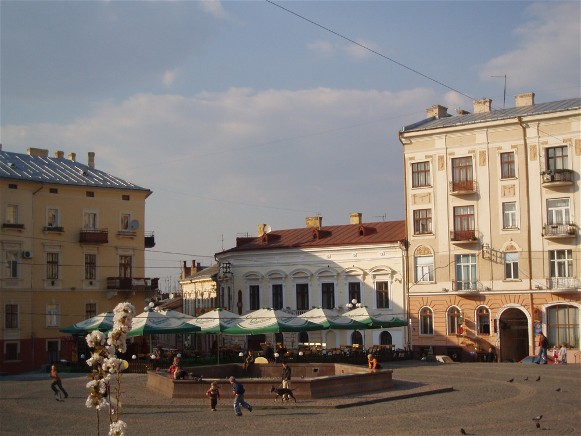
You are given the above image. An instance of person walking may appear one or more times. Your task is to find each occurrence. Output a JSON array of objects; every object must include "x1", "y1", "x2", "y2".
[
  {"x1": 536, "y1": 332, "x2": 549, "y2": 364},
  {"x1": 559, "y1": 343, "x2": 568, "y2": 365},
  {"x1": 50, "y1": 364, "x2": 68, "y2": 401},
  {"x1": 206, "y1": 381, "x2": 220, "y2": 411},
  {"x1": 229, "y1": 376, "x2": 252, "y2": 416},
  {"x1": 281, "y1": 361, "x2": 292, "y2": 401}
]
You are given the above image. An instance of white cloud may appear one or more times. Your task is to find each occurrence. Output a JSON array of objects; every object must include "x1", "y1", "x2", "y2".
[
  {"x1": 343, "y1": 39, "x2": 378, "y2": 60},
  {"x1": 198, "y1": 0, "x2": 226, "y2": 19},
  {"x1": 306, "y1": 40, "x2": 336, "y2": 57},
  {"x1": 306, "y1": 39, "x2": 379, "y2": 61},
  {"x1": 479, "y1": 2, "x2": 580, "y2": 98},
  {"x1": 162, "y1": 69, "x2": 180, "y2": 87}
]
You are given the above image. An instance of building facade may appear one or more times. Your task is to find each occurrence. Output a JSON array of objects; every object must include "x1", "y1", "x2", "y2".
[
  {"x1": 215, "y1": 214, "x2": 408, "y2": 351},
  {"x1": 400, "y1": 94, "x2": 580, "y2": 362},
  {"x1": 0, "y1": 147, "x2": 157, "y2": 373}
]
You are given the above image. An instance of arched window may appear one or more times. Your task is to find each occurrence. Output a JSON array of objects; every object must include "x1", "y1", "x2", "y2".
[
  {"x1": 447, "y1": 306, "x2": 462, "y2": 334},
  {"x1": 351, "y1": 331, "x2": 363, "y2": 346},
  {"x1": 380, "y1": 331, "x2": 392, "y2": 345},
  {"x1": 420, "y1": 307, "x2": 433, "y2": 335},
  {"x1": 476, "y1": 306, "x2": 491, "y2": 335},
  {"x1": 547, "y1": 305, "x2": 579, "y2": 348},
  {"x1": 298, "y1": 332, "x2": 309, "y2": 344}
]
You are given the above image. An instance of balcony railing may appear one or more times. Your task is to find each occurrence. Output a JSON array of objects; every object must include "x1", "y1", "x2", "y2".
[
  {"x1": 546, "y1": 277, "x2": 581, "y2": 290},
  {"x1": 80, "y1": 228, "x2": 108, "y2": 244},
  {"x1": 449, "y1": 180, "x2": 478, "y2": 195},
  {"x1": 145, "y1": 231, "x2": 156, "y2": 248},
  {"x1": 450, "y1": 229, "x2": 478, "y2": 243},
  {"x1": 543, "y1": 223, "x2": 576, "y2": 238},
  {"x1": 541, "y1": 169, "x2": 574, "y2": 186},
  {"x1": 452, "y1": 280, "x2": 482, "y2": 291},
  {"x1": 43, "y1": 226, "x2": 64, "y2": 233},
  {"x1": 2, "y1": 222, "x2": 24, "y2": 229},
  {"x1": 107, "y1": 277, "x2": 159, "y2": 291}
]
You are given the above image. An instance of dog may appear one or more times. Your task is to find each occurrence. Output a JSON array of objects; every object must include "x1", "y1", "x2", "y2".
[{"x1": 270, "y1": 386, "x2": 296, "y2": 402}]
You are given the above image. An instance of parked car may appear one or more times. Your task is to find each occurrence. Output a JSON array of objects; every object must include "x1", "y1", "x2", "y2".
[{"x1": 518, "y1": 355, "x2": 556, "y2": 364}]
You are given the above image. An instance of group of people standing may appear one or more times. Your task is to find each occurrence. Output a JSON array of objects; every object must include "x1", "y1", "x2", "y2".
[{"x1": 537, "y1": 332, "x2": 568, "y2": 364}]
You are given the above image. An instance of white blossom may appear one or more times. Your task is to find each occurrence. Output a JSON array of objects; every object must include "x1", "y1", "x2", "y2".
[{"x1": 109, "y1": 420, "x2": 127, "y2": 436}]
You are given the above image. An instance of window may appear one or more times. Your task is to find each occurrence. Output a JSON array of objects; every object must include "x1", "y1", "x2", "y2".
[
  {"x1": 375, "y1": 281, "x2": 390, "y2": 308},
  {"x1": 298, "y1": 332, "x2": 309, "y2": 343},
  {"x1": 351, "y1": 331, "x2": 363, "y2": 346},
  {"x1": 412, "y1": 161, "x2": 430, "y2": 188},
  {"x1": 413, "y1": 209, "x2": 432, "y2": 234},
  {"x1": 348, "y1": 282, "x2": 361, "y2": 305},
  {"x1": 5, "y1": 251, "x2": 19, "y2": 278},
  {"x1": 546, "y1": 146, "x2": 568, "y2": 171},
  {"x1": 321, "y1": 283, "x2": 335, "y2": 309},
  {"x1": 415, "y1": 255, "x2": 434, "y2": 282},
  {"x1": 85, "y1": 254, "x2": 97, "y2": 280},
  {"x1": 549, "y1": 250, "x2": 573, "y2": 278},
  {"x1": 272, "y1": 284, "x2": 283, "y2": 310},
  {"x1": 477, "y1": 306, "x2": 491, "y2": 335},
  {"x1": 6, "y1": 204, "x2": 19, "y2": 224},
  {"x1": 547, "y1": 198, "x2": 570, "y2": 225},
  {"x1": 46, "y1": 304, "x2": 60, "y2": 327},
  {"x1": 85, "y1": 303, "x2": 97, "y2": 319},
  {"x1": 379, "y1": 331, "x2": 393, "y2": 345},
  {"x1": 122, "y1": 195, "x2": 130, "y2": 201},
  {"x1": 49, "y1": 188, "x2": 58, "y2": 194},
  {"x1": 86, "y1": 191, "x2": 95, "y2": 198},
  {"x1": 296, "y1": 284, "x2": 309, "y2": 311},
  {"x1": 447, "y1": 306, "x2": 462, "y2": 334},
  {"x1": 502, "y1": 202, "x2": 518, "y2": 229},
  {"x1": 119, "y1": 255, "x2": 132, "y2": 278},
  {"x1": 5, "y1": 342, "x2": 19, "y2": 360},
  {"x1": 546, "y1": 305, "x2": 579, "y2": 348},
  {"x1": 453, "y1": 206, "x2": 475, "y2": 240},
  {"x1": 47, "y1": 208, "x2": 59, "y2": 227},
  {"x1": 46, "y1": 253, "x2": 59, "y2": 279},
  {"x1": 249, "y1": 285, "x2": 260, "y2": 310},
  {"x1": 504, "y1": 252, "x2": 519, "y2": 280},
  {"x1": 120, "y1": 213, "x2": 131, "y2": 231},
  {"x1": 420, "y1": 307, "x2": 433, "y2": 335},
  {"x1": 452, "y1": 157, "x2": 473, "y2": 191},
  {"x1": 5, "y1": 304, "x2": 18, "y2": 329},
  {"x1": 455, "y1": 254, "x2": 477, "y2": 290},
  {"x1": 83, "y1": 211, "x2": 97, "y2": 229},
  {"x1": 500, "y1": 152, "x2": 515, "y2": 179}
]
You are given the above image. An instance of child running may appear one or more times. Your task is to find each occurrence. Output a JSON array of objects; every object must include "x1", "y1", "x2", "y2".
[
  {"x1": 50, "y1": 364, "x2": 68, "y2": 401},
  {"x1": 206, "y1": 381, "x2": 220, "y2": 411}
]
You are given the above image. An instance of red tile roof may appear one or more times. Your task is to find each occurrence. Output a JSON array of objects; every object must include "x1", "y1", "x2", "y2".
[{"x1": 220, "y1": 220, "x2": 405, "y2": 254}]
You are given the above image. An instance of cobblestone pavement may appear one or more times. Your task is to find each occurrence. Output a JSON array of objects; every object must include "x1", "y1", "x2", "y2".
[{"x1": 0, "y1": 361, "x2": 579, "y2": 435}]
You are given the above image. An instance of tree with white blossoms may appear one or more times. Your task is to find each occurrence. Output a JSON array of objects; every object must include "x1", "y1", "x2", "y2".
[{"x1": 85, "y1": 302, "x2": 135, "y2": 436}]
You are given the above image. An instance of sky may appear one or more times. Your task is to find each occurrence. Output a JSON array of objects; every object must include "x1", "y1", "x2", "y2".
[{"x1": 1, "y1": 0, "x2": 580, "y2": 291}]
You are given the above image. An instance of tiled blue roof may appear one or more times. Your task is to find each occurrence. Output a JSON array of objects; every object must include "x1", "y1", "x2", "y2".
[
  {"x1": 402, "y1": 98, "x2": 581, "y2": 132},
  {"x1": 0, "y1": 150, "x2": 149, "y2": 191}
]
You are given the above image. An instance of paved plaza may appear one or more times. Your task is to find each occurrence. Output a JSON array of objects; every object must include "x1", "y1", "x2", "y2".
[{"x1": 0, "y1": 361, "x2": 579, "y2": 435}]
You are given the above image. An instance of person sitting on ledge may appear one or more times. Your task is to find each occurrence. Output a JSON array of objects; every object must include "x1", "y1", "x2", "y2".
[
  {"x1": 243, "y1": 351, "x2": 254, "y2": 371},
  {"x1": 368, "y1": 354, "x2": 381, "y2": 371}
]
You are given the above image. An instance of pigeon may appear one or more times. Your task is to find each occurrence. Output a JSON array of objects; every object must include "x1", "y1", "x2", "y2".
[
  {"x1": 536, "y1": 422, "x2": 541, "y2": 429},
  {"x1": 507, "y1": 378, "x2": 514, "y2": 382},
  {"x1": 460, "y1": 428, "x2": 467, "y2": 435},
  {"x1": 556, "y1": 387, "x2": 561, "y2": 392},
  {"x1": 536, "y1": 376, "x2": 541, "y2": 381},
  {"x1": 524, "y1": 376, "x2": 529, "y2": 381},
  {"x1": 532, "y1": 415, "x2": 543, "y2": 421}
]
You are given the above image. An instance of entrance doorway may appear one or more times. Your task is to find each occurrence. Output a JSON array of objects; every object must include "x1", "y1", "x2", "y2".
[{"x1": 499, "y1": 308, "x2": 529, "y2": 362}]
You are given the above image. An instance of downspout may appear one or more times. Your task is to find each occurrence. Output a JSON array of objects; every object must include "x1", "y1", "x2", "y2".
[
  {"x1": 516, "y1": 116, "x2": 535, "y2": 355},
  {"x1": 398, "y1": 131, "x2": 411, "y2": 351}
]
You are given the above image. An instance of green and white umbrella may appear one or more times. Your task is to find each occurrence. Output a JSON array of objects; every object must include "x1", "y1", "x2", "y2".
[
  {"x1": 298, "y1": 308, "x2": 368, "y2": 330},
  {"x1": 126, "y1": 310, "x2": 200, "y2": 338},
  {"x1": 223, "y1": 308, "x2": 321, "y2": 335},
  {"x1": 343, "y1": 307, "x2": 408, "y2": 329},
  {"x1": 186, "y1": 308, "x2": 240, "y2": 333},
  {"x1": 60, "y1": 312, "x2": 114, "y2": 334}
]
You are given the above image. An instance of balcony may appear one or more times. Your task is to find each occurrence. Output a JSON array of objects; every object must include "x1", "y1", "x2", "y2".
[
  {"x1": 543, "y1": 223, "x2": 577, "y2": 239},
  {"x1": 80, "y1": 228, "x2": 108, "y2": 244},
  {"x1": 546, "y1": 277, "x2": 581, "y2": 290},
  {"x1": 2, "y1": 222, "x2": 24, "y2": 230},
  {"x1": 145, "y1": 231, "x2": 156, "y2": 248},
  {"x1": 452, "y1": 280, "x2": 483, "y2": 292},
  {"x1": 541, "y1": 169, "x2": 574, "y2": 188},
  {"x1": 450, "y1": 229, "x2": 479, "y2": 244},
  {"x1": 449, "y1": 180, "x2": 478, "y2": 195},
  {"x1": 107, "y1": 277, "x2": 159, "y2": 291},
  {"x1": 43, "y1": 226, "x2": 64, "y2": 233}
]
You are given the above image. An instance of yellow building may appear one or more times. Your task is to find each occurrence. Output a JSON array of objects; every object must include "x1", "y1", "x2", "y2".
[
  {"x1": 1, "y1": 147, "x2": 157, "y2": 373},
  {"x1": 400, "y1": 94, "x2": 580, "y2": 362}
]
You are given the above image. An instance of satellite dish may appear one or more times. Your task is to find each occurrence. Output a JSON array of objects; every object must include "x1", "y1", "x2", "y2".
[
  {"x1": 264, "y1": 224, "x2": 272, "y2": 234},
  {"x1": 130, "y1": 219, "x2": 140, "y2": 230}
]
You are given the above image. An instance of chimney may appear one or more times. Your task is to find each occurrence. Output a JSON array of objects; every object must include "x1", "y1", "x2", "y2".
[
  {"x1": 27, "y1": 148, "x2": 49, "y2": 158},
  {"x1": 426, "y1": 104, "x2": 449, "y2": 119},
  {"x1": 88, "y1": 152, "x2": 95, "y2": 168},
  {"x1": 515, "y1": 92, "x2": 535, "y2": 107},
  {"x1": 67, "y1": 152, "x2": 76, "y2": 162},
  {"x1": 182, "y1": 261, "x2": 188, "y2": 279},
  {"x1": 456, "y1": 108, "x2": 470, "y2": 115},
  {"x1": 306, "y1": 216, "x2": 322, "y2": 229},
  {"x1": 350, "y1": 212, "x2": 362, "y2": 225},
  {"x1": 54, "y1": 150, "x2": 65, "y2": 159},
  {"x1": 473, "y1": 98, "x2": 492, "y2": 113}
]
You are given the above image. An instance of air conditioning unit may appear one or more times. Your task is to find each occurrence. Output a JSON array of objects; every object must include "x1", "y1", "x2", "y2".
[{"x1": 22, "y1": 251, "x2": 33, "y2": 259}]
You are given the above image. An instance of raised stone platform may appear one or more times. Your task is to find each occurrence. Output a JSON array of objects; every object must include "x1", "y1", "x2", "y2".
[{"x1": 146, "y1": 363, "x2": 393, "y2": 399}]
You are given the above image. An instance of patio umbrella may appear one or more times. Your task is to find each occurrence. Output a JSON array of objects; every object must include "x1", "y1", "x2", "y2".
[
  {"x1": 126, "y1": 310, "x2": 200, "y2": 338},
  {"x1": 60, "y1": 312, "x2": 114, "y2": 334},
  {"x1": 343, "y1": 307, "x2": 408, "y2": 329},
  {"x1": 223, "y1": 308, "x2": 322, "y2": 335},
  {"x1": 186, "y1": 308, "x2": 241, "y2": 364},
  {"x1": 298, "y1": 308, "x2": 368, "y2": 330},
  {"x1": 155, "y1": 309, "x2": 195, "y2": 321}
]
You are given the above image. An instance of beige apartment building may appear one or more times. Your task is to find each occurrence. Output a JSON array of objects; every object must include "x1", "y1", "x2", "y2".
[
  {"x1": 400, "y1": 93, "x2": 580, "y2": 362},
  {"x1": 0, "y1": 147, "x2": 157, "y2": 373}
]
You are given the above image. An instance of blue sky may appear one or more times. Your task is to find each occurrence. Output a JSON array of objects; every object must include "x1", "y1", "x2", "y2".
[{"x1": 2, "y1": 1, "x2": 580, "y2": 291}]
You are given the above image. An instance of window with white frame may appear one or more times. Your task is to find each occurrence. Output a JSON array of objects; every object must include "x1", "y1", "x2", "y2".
[
  {"x1": 46, "y1": 252, "x2": 59, "y2": 280},
  {"x1": 321, "y1": 283, "x2": 335, "y2": 309},
  {"x1": 447, "y1": 306, "x2": 462, "y2": 334},
  {"x1": 5, "y1": 251, "x2": 19, "y2": 278},
  {"x1": 47, "y1": 208, "x2": 59, "y2": 227},
  {"x1": 502, "y1": 202, "x2": 518, "y2": 229},
  {"x1": 547, "y1": 198, "x2": 570, "y2": 225},
  {"x1": 476, "y1": 306, "x2": 491, "y2": 335},
  {"x1": 85, "y1": 303, "x2": 97, "y2": 319},
  {"x1": 411, "y1": 161, "x2": 431, "y2": 188},
  {"x1": 504, "y1": 252, "x2": 519, "y2": 280},
  {"x1": 413, "y1": 209, "x2": 432, "y2": 234},
  {"x1": 85, "y1": 254, "x2": 97, "y2": 280},
  {"x1": 546, "y1": 146, "x2": 568, "y2": 171},
  {"x1": 46, "y1": 303, "x2": 60, "y2": 327},
  {"x1": 415, "y1": 255, "x2": 434, "y2": 283},
  {"x1": 120, "y1": 213, "x2": 131, "y2": 230},
  {"x1": 500, "y1": 152, "x2": 515, "y2": 179},
  {"x1": 549, "y1": 250, "x2": 573, "y2": 278},
  {"x1": 455, "y1": 254, "x2": 477, "y2": 290},
  {"x1": 375, "y1": 281, "x2": 389, "y2": 309},
  {"x1": 6, "y1": 204, "x2": 19, "y2": 224},
  {"x1": 420, "y1": 307, "x2": 433, "y2": 335},
  {"x1": 83, "y1": 211, "x2": 97, "y2": 229}
]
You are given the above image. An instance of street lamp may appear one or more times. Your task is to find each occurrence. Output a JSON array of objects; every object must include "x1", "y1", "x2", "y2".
[{"x1": 346, "y1": 298, "x2": 362, "y2": 310}]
